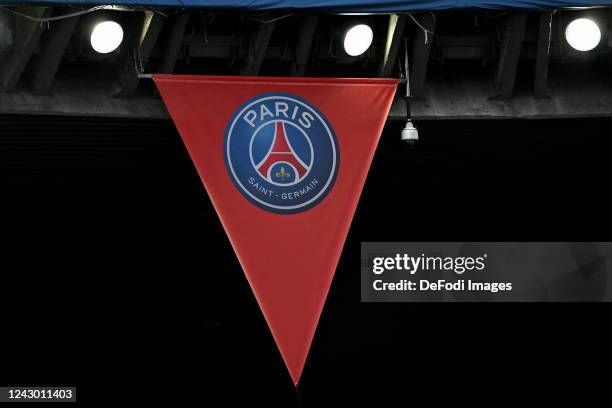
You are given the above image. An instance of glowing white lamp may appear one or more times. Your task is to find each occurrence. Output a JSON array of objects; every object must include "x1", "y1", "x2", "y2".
[
  {"x1": 565, "y1": 18, "x2": 601, "y2": 52},
  {"x1": 343, "y1": 24, "x2": 374, "y2": 57},
  {"x1": 90, "y1": 21, "x2": 124, "y2": 54}
]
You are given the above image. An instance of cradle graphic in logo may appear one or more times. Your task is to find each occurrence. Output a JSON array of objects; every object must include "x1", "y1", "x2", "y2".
[{"x1": 224, "y1": 93, "x2": 339, "y2": 214}]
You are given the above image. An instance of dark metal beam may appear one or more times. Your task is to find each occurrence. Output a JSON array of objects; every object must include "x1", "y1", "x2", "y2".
[
  {"x1": 157, "y1": 12, "x2": 190, "y2": 74},
  {"x1": 410, "y1": 14, "x2": 436, "y2": 99},
  {"x1": 1, "y1": 7, "x2": 53, "y2": 92},
  {"x1": 0, "y1": 10, "x2": 15, "y2": 58},
  {"x1": 377, "y1": 14, "x2": 407, "y2": 78},
  {"x1": 534, "y1": 11, "x2": 553, "y2": 98},
  {"x1": 493, "y1": 12, "x2": 527, "y2": 99},
  {"x1": 113, "y1": 12, "x2": 145, "y2": 97},
  {"x1": 290, "y1": 15, "x2": 317, "y2": 76},
  {"x1": 608, "y1": 9, "x2": 612, "y2": 64},
  {"x1": 140, "y1": 12, "x2": 165, "y2": 61},
  {"x1": 5, "y1": 66, "x2": 612, "y2": 119},
  {"x1": 241, "y1": 20, "x2": 276, "y2": 76},
  {"x1": 29, "y1": 9, "x2": 79, "y2": 94},
  {"x1": 114, "y1": 11, "x2": 165, "y2": 98}
]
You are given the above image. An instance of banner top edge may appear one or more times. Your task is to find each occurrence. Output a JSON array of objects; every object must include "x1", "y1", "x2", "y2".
[{"x1": 151, "y1": 74, "x2": 399, "y2": 86}]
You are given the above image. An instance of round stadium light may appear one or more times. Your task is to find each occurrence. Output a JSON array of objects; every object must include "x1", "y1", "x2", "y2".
[
  {"x1": 343, "y1": 24, "x2": 374, "y2": 57},
  {"x1": 565, "y1": 18, "x2": 601, "y2": 52},
  {"x1": 90, "y1": 21, "x2": 124, "y2": 54}
]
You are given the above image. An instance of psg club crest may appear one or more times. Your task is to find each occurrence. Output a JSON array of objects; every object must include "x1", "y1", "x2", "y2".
[{"x1": 224, "y1": 93, "x2": 339, "y2": 214}]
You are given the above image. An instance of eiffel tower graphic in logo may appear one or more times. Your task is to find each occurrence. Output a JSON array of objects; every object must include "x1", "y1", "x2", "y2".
[{"x1": 256, "y1": 122, "x2": 310, "y2": 183}]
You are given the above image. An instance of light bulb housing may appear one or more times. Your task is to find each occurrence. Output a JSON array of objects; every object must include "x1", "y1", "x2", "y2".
[{"x1": 401, "y1": 120, "x2": 419, "y2": 144}]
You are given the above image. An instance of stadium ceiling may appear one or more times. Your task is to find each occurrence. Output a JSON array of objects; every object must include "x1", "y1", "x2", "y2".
[
  {"x1": 1, "y1": 3, "x2": 612, "y2": 119},
  {"x1": 1, "y1": 1, "x2": 612, "y2": 11}
]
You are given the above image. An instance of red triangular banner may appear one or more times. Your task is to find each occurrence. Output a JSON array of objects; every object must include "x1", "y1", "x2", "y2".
[{"x1": 153, "y1": 75, "x2": 397, "y2": 384}]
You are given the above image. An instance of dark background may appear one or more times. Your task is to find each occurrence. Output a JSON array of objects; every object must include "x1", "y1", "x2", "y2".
[{"x1": 0, "y1": 115, "x2": 610, "y2": 406}]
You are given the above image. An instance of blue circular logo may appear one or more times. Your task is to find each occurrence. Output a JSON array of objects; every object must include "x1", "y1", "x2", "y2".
[{"x1": 224, "y1": 93, "x2": 339, "y2": 214}]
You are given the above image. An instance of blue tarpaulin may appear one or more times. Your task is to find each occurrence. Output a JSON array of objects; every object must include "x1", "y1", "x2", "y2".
[{"x1": 5, "y1": 0, "x2": 612, "y2": 12}]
